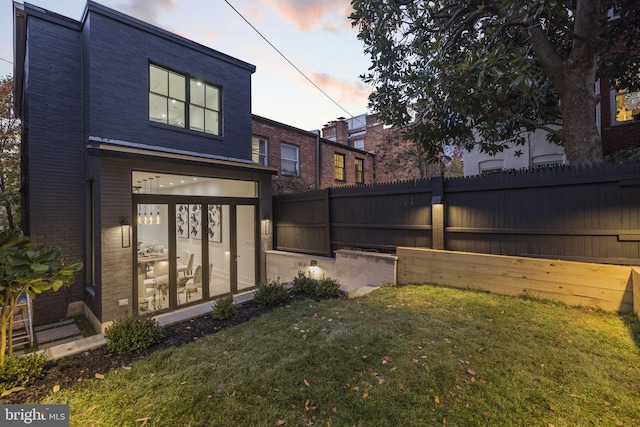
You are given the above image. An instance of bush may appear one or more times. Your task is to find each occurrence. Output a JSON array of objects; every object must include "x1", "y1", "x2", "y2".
[
  {"x1": 292, "y1": 271, "x2": 341, "y2": 298},
  {"x1": 211, "y1": 295, "x2": 237, "y2": 320},
  {"x1": 253, "y1": 278, "x2": 289, "y2": 306},
  {"x1": 105, "y1": 316, "x2": 164, "y2": 354},
  {"x1": 0, "y1": 353, "x2": 46, "y2": 393}
]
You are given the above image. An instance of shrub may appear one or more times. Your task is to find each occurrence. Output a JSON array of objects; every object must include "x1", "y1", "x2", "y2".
[
  {"x1": 104, "y1": 316, "x2": 164, "y2": 354},
  {"x1": 292, "y1": 271, "x2": 341, "y2": 298},
  {"x1": 0, "y1": 353, "x2": 46, "y2": 393},
  {"x1": 211, "y1": 295, "x2": 237, "y2": 320},
  {"x1": 253, "y1": 278, "x2": 289, "y2": 306}
]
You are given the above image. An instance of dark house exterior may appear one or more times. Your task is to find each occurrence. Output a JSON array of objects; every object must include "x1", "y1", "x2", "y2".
[{"x1": 14, "y1": 1, "x2": 276, "y2": 331}]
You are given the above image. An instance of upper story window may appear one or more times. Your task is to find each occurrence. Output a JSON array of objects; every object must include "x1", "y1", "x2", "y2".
[
  {"x1": 281, "y1": 143, "x2": 299, "y2": 176},
  {"x1": 353, "y1": 139, "x2": 365, "y2": 150},
  {"x1": 355, "y1": 158, "x2": 364, "y2": 184},
  {"x1": 252, "y1": 136, "x2": 268, "y2": 166},
  {"x1": 334, "y1": 153, "x2": 346, "y2": 181},
  {"x1": 614, "y1": 89, "x2": 640, "y2": 124},
  {"x1": 149, "y1": 64, "x2": 221, "y2": 135}
]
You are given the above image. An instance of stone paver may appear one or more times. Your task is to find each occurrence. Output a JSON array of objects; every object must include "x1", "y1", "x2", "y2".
[{"x1": 35, "y1": 323, "x2": 81, "y2": 344}]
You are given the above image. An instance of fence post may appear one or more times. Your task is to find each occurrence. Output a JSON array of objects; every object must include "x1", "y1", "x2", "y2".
[
  {"x1": 324, "y1": 188, "x2": 332, "y2": 257},
  {"x1": 431, "y1": 176, "x2": 445, "y2": 250}
]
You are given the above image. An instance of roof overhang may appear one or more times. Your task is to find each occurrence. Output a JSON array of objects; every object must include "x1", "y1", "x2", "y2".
[{"x1": 87, "y1": 137, "x2": 278, "y2": 176}]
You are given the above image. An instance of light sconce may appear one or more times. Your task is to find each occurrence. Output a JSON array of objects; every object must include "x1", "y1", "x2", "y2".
[
  {"x1": 120, "y1": 220, "x2": 131, "y2": 248},
  {"x1": 262, "y1": 215, "x2": 271, "y2": 235},
  {"x1": 310, "y1": 259, "x2": 318, "y2": 267}
]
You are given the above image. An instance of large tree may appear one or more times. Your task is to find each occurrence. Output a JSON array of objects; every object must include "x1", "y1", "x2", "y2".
[
  {"x1": 0, "y1": 76, "x2": 20, "y2": 229},
  {"x1": 350, "y1": 0, "x2": 640, "y2": 167}
]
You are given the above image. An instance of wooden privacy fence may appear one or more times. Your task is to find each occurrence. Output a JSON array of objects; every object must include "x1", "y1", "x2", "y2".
[{"x1": 273, "y1": 161, "x2": 640, "y2": 265}]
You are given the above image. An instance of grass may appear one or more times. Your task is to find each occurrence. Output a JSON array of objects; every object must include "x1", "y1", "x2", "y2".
[{"x1": 44, "y1": 284, "x2": 640, "y2": 426}]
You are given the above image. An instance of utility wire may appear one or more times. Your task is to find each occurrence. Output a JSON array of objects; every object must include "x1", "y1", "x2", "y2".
[
  {"x1": 0, "y1": 57, "x2": 13, "y2": 65},
  {"x1": 223, "y1": 0, "x2": 365, "y2": 128}
]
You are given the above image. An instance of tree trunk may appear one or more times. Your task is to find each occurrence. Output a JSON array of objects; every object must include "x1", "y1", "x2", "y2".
[{"x1": 560, "y1": 68, "x2": 603, "y2": 166}]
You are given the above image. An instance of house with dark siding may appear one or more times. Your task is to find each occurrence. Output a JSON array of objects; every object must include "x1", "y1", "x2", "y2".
[{"x1": 14, "y1": 1, "x2": 276, "y2": 332}]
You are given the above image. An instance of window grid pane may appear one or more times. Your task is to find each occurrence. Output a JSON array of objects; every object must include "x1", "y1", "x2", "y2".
[
  {"x1": 281, "y1": 144, "x2": 299, "y2": 176},
  {"x1": 334, "y1": 153, "x2": 345, "y2": 181},
  {"x1": 355, "y1": 158, "x2": 364, "y2": 184},
  {"x1": 149, "y1": 64, "x2": 222, "y2": 136}
]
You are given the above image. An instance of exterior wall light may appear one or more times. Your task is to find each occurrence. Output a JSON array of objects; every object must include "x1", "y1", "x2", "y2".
[{"x1": 121, "y1": 220, "x2": 131, "y2": 248}]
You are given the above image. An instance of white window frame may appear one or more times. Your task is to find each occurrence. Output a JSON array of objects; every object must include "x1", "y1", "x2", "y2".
[
  {"x1": 280, "y1": 143, "x2": 299, "y2": 176},
  {"x1": 252, "y1": 137, "x2": 268, "y2": 166}
]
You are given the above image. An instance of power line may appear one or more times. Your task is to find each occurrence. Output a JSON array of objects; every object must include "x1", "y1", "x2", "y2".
[
  {"x1": 222, "y1": 0, "x2": 362, "y2": 126},
  {"x1": 0, "y1": 57, "x2": 13, "y2": 65}
]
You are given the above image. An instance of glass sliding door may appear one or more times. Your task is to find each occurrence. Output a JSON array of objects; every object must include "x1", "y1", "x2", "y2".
[
  {"x1": 208, "y1": 204, "x2": 231, "y2": 297},
  {"x1": 236, "y1": 205, "x2": 256, "y2": 291},
  {"x1": 136, "y1": 203, "x2": 169, "y2": 313},
  {"x1": 176, "y1": 204, "x2": 203, "y2": 306}
]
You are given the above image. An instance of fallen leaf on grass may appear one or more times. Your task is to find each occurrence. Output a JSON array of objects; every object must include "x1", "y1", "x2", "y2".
[
  {"x1": 304, "y1": 379, "x2": 310, "y2": 387},
  {"x1": 135, "y1": 417, "x2": 151, "y2": 426},
  {"x1": 362, "y1": 391, "x2": 369, "y2": 399},
  {"x1": 94, "y1": 373, "x2": 105, "y2": 379},
  {"x1": 1, "y1": 386, "x2": 25, "y2": 397},
  {"x1": 53, "y1": 384, "x2": 60, "y2": 393},
  {"x1": 434, "y1": 396, "x2": 440, "y2": 404},
  {"x1": 276, "y1": 420, "x2": 286, "y2": 426},
  {"x1": 482, "y1": 411, "x2": 490, "y2": 417},
  {"x1": 466, "y1": 369, "x2": 476, "y2": 376}
]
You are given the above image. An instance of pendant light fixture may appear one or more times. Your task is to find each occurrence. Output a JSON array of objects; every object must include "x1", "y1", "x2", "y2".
[
  {"x1": 137, "y1": 181, "x2": 143, "y2": 224},
  {"x1": 143, "y1": 179, "x2": 150, "y2": 224},
  {"x1": 155, "y1": 175, "x2": 162, "y2": 224}
]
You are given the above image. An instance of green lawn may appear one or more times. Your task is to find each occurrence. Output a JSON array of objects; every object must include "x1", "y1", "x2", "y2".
[{"x1": 45, "y1": 284, "x2": 640, "y2": 426}]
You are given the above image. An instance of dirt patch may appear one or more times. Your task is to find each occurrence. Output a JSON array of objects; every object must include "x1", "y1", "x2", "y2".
[{"x1": 1, "y1": 296, "x2": 315, "y2": 404}]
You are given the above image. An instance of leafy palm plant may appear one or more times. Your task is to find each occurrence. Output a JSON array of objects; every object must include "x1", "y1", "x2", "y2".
[{"x1": 0, "y1": 230, "x2": 83, "y2": 364}]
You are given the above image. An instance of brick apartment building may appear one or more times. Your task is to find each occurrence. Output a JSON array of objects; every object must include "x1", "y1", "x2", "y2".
[
  {"x1": 252, "y1": 115, "x2": 374, "y2": 195},
  {"x1": 321, "y1": 114, "x2": 445, "y2": 183}
]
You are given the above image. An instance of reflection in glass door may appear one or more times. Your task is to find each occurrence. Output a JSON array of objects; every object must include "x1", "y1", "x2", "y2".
[
  {"x1": 177, "y1": 204, "x2": 202, "y2": 306},
  {"x1": 236, "y1": 205, "x2": 256, "y2": 291},
  {"x1": 208, "y1": 204, "x2": 231, "y2": 297},
  {"x1": 136, "y1": 203, "x2": 169, "y2": 314}
]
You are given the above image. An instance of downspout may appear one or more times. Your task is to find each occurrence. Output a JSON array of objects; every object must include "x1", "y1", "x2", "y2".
[{"x1": 315, "y1": 132, "x2": 321, "y2": 189}]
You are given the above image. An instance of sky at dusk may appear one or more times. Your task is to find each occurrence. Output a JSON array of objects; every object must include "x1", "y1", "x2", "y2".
[{"x1": 0, "y1": 0, "x2": 373, "y2": 131}]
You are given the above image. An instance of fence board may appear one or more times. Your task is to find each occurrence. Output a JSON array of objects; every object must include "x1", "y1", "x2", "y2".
[{"x1": 273, "y1": 162, "x2": 640, "y2": 264}]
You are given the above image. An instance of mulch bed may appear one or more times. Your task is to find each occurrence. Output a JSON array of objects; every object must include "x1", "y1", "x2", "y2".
[{"x1": 1, "y1": 295, "x2": 315, "y2": 404}]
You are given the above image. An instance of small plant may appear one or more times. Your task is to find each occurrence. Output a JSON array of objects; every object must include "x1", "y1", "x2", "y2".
[
  {"x1": 253, "y1": 278, "x2": 289, "y2": 306},
  {"x1": 211, "y1": 295, "x2": 237, "y2": 320},
  {"x1": 292, "y1": 271, "x2": 341, "y2": 298},
  {"x1": 314, "y1": 276, "x2": 341, "y2": 297},
  {"x1": 0, "y1": 353, "x2": 46, "y2": 393},
  {"x1": 104, "y1": 316, "x2": 164, "y2": 354}
]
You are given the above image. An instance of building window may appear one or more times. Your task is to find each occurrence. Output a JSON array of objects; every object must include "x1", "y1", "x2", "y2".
[
  {"x1": 252, "y1": 137, "x2": 268, "y2": 166},
  {"x1": 614, "y1": 89, "x2": 640, "y2": 124},
  {"x1": 281, "y1": 143, "x2": 299, "y2": 176},
  {"x1": 149, "y1": 64, "x2": 221, "y2": 135},
  {"x1": 355, "y1": 158, "x2": 364, "y2": 184},
  {"x1": 334, "y1": 153, "x2": 346, "y2": 181},
  {"x1": 353, "y1": 139, "x2": 365, "y2": 150}
]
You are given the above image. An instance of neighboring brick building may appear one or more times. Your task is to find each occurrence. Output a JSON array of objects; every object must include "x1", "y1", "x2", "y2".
[
  {"x1": 252, "y1": 115, "x2": 374, "y2": 195},
  {"x1": 321, "y1": 114, "x2": 445, "y2": 183}
]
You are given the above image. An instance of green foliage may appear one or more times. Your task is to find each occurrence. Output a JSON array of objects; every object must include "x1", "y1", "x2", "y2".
[
  {"x1": 104, "y1": 316, "x2": 164, "y2": 354},
  {"x1": 292, "y1": 271, "x2": 341, "y2": 298},
  {"x1": 211, "y1": 295, "x2": 237, "y2": 320},
  {"x1": 0, "y1": 353, "x2": 46, "y2": 393},
  {"x1": 0, "y1": 229, "x2": 83, "y2": 363},
  {"x1": 0, "y1": 75, "x2": 21, "y2": 231},
  {"x1": 605, "y1": 147, "x2": 640, "y2": 163},
  {"x1": 350, "y1": 1, "x2": 640, "y2": 166},
  {"x1": 253, "y1": 278, "x2": 289, "y2": 306}
]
